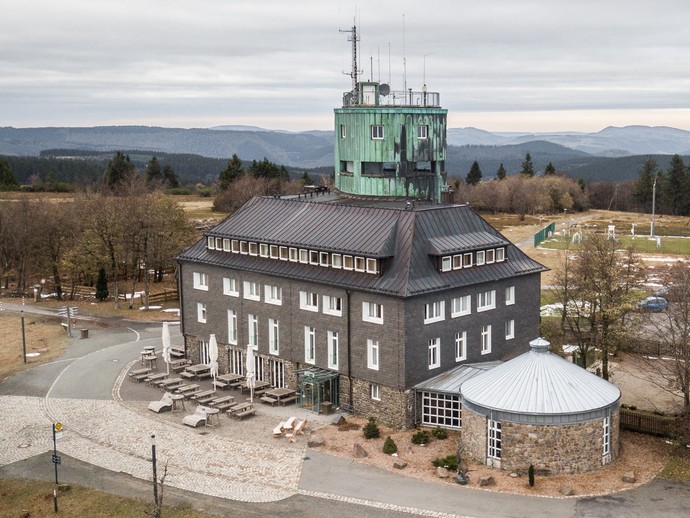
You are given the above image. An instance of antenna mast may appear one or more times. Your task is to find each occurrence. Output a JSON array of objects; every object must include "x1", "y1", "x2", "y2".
[{"x1": 340, "y1": 23, "x2": 361, "y2": 104}]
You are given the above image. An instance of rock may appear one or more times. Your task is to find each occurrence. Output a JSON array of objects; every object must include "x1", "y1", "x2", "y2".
[
  {"x1": 455, "y1": 472, "x2": 468, "y2": 485},
  {"x1": 479, "y1": 475, "x2": 495, "y2": 487},
  {"x1": 331, "y1": 414, "x2": 345, "y2": 426},
  {"x1": 393, "y1": 460, "x2": 407, "y2": 469},
  {"x1": 307, "y1": 434, "x2": 324, "y2": 447},
  {"x1": 560, "y1": 483, "x2": 575, "y2": 496},
  {"x1": 436, "y1": 467, "x2": 450, "y2": 478},
  {"x1": 622, "y1": 472, "x2": 636, "y2": 483},
  {"x1": 509, "y1": 472, "x2": 519, "y2": 478},
  {"x1": 57, "y1": 484, "x2": 71, "y2": 493},
  {"x1": 353, "y1": 443, "x2": 368, "y2": 458}
]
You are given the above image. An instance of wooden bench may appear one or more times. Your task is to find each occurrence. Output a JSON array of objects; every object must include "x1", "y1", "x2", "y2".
[
  {"x1": 279, "y1": 395, "x2": 297, "y2": 406},
  {"x1": 214, "y1": 402, "x2": 236, "y2": 411},
  {"x1": 260, "y1": 395, "x2": 278, "y2": 406},
  {"x1": 170, "y1": 347, "x2": 185, "y2": 358},
  {"x1": 180, "y1": 371, "x2": 195, "y2": 380},
  {"x1": 213, "y1": 380, "x2": 229, "y2": 390},
  {"x1": 195, "y1": 371, "x2": 212, "y2": 380},
  {"x1": 233, "y1": 408, "x2": 256, "y2": 420},
  {"x1": 132, "y1": 373, "x2": 150, "y2": 383}
]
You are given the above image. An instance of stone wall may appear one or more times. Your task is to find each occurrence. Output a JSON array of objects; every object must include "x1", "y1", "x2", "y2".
[
  {"x1": 462, "y1": 407, "x2": 621, "y2": 475},
  {"x1": 349, "y1": 377, "x2": 415, "y2": 428}
]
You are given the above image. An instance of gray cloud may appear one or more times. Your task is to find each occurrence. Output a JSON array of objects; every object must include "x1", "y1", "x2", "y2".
[{"x1": 2, "y1": 0, "x2": 689, "y2": 132}]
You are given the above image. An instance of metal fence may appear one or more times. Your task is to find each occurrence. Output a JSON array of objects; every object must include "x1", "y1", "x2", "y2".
[
  {"x1": 534, "y1": 222, "x2": 556, "y2": 247},
  {"x1": 620, "y1": 408, "x2": 680, "y2": 438}
]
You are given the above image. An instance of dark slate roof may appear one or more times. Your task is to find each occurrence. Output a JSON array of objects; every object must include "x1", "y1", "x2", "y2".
[
  {"x1": 427, "y1": 231, "x2": 509, "y2": 255},
  {"x1": 177, "y1": 197, "x2": 547, "y2": 298}
]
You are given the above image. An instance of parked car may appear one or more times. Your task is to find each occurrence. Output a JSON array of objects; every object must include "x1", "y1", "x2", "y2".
[{"x1": 638, "y1": 296, "x2": 669, "y2": 312}]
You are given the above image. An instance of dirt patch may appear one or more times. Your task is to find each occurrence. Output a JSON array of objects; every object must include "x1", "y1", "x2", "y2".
[{"x1": 313, "y1": 417, "x2": 672, "y2": 497}]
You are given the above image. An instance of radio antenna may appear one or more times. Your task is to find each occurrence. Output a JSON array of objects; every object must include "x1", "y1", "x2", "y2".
[{"x1": 340, "y1": 22, "x2": 362, "y2": 104}]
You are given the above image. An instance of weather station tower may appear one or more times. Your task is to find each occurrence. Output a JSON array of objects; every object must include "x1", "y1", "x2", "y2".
[{"x1": 334, "y1": 25, "x2": 448, "y2": 203}]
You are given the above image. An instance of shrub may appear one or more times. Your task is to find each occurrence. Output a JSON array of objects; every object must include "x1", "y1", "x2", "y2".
[
  {"x1": 528, "y1": 464, "x2": 535, "y2": 487},
  {"x1": 362, "y1": 417, "x2": 380, "y2": 439},
  {"x1": 432, "y1": 455, "x2": 459, "y2": 472},
  {"x1": 383, "y1": 436, "x2": 398, "y2": 455},
  {"x1": 95, "y1": 267, "x2": 109, "y2": 301},
  {"x1": 411, "y1": 430, "x2": 430, "y2": 445},
  {"x1": 431, "y1": 427, "x2": 448, "y2": 440},
  {"x1": 167, "y1": 188, "x2": 191, "y2": 195}
]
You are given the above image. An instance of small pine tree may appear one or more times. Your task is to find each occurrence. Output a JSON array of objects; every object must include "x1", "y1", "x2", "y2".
[
  {"x1": 95, "y1": 267, "x2": 109, "y2": 301},
  {"x1": 383, "y1": 436, "x2": 398, "y2": 455},
  {"x1": 362, "y1": 417, "x2": 380, "y2": 439},
  {"x1": 466, "y1": 160, "x2": 482, "y2": 185},
  {"x1": 411, "y1": 430, "x2": 430, "y2": 445},
  {"x1": 520, "y1": 153, "x2": 535, "y2": 176},
  {"x1": 528, "y1": 464, "x2": 535, "y2": 487},
  {"x1": 496, "y1": 163, "x2": 507, "y2": 181}
]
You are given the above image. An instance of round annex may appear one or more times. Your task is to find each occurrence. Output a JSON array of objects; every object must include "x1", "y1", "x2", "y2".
[{"x1": 460, "y1": 337, "x2": 621, "y2": 474}]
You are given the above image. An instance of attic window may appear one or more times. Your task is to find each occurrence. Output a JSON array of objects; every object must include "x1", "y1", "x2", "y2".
[
  {"x1": 343, "y1": 255, "x2": 354, "y2": 270},
  {"x1": 248, "y1": 242, "x2": 258, "y2": 256},
  {"x1": 215, "y1": 238, "x2": 222, "y2": 250},
  {"x1": 354, "y1": 257, "x2": 365, "y2": 272},
  {"x1": 496, "y1": 247, "x2": 506, "y2": 262},
  {"x1": 289, "y1": 247, "x2": 298, "y2": 262},
  {"x1": 231, "y1": 240, "x2": 239, "y2": 252},
  {"x1": 270, "y1": 245, "x2": 279, "y2": 259},
  {"x1": 207, "y1": 237, "x2": 215, "y2": 249},
  {"x1": 441, "y1": 257, "x2": 452, "y2": 272},
  {"x1": 240, "y1": 241, "x2": 248, "y2": 254},
  {"x1": 223, "y1": 238, "x2": 231, "y2": 252},
  {"x1": 259, "y1": 243, "x2": 269, "y2": 257},
  {"x1": 366, "y1": 258, "x2": 378, "y2": 274},
  {"x1": 332, "y1": 254, "x2": 342, "y2": 269},
  {"x1": 279, "y1": 246, "x2": 289, "y2": 260}
]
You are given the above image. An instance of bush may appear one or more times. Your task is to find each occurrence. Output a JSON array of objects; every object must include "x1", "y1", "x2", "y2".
[
  {"x1": 95, "y1": 267, "x2": 109, "y2": 301},
  {"x1": 528, "y1": 464, "x2": 535, "y2": 487},
  {"x1": 432, "y1": 455, "x2": 459, "y2": 471},
  {"x1": 362, "y1": 417, "x2": 380, "y2": 439},
  {"x1": 167, "y1": 188, "x2": 191, "y2": 195},
  {"x1": 411, "y1": 430, "x2": 430, "y2": 445},
  {"x1": 431, "y1": 427, "x2": 448, "y2": 440},
  {"x1": 383, "y1": 436, "x2": 397, "y2": 455}
]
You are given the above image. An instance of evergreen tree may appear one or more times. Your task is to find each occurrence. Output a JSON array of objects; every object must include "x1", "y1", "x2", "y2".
[
  {"x1": 466, "y1": 160, "x2": 482, "y2": 185},
  {"x1": 632, "y1": 158, "x2": 657, "y2": 213},
  {"x1": 95, "y1": 267, "x2": 109, "y2": 301},
  {"x1": 663, "y1": 154, "x2": 690, "y2": 215},
  {"x1": 145, "y1": 156, "x2": 162, "y2": 185},
  {"x1": 520, "y1": 153, "x2": 535, "y2": 176},
  {"x1": 0, "y1": 158, "x2": 19, "y2": 190},
  {"x1": 544, "y1": 162, "x2": 556, "y2": 176},
  {"x1": 162, "y1": 165, "x2": 180, "y2": 188},
  {"x1": 103, "y1": 151, "x2": 137, "y2": 190},
  {"x1": 300, "y1": 171, "x2": 313, "y2": 185},
  {"x1": 219, "y1": 154, "x2": 243, "y2": 190},
  {"x1": 496, "y1": 163, "x2": 506, "y2": 180}
]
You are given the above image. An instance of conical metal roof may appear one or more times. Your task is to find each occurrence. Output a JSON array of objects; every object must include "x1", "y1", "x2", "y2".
[{"x1": 461, "y1": 338, "x2": 620, "y2": 417}]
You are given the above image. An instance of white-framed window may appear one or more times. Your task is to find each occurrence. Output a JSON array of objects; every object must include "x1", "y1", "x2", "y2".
[
  {"x1": 222, "y1": 238, "x2": 231, "y2": 251},
  {"x1": 268, "y1": 358, "x2": 285, "y2": 388},
  {"x1": 320, "y1": 252, "x2": 330, "y2": 267},
  {"x1": 505, "y1": 286, "x2": 515, "y2": 305},
  {"x1": 486, "y1": 249, "x2": 495, "y2": 264},
  {"x1": 223, "y1": 277, "x2": 239, "y2": 297},
  {"x1": 481, "y1": 324, "x2": 492, "y2": 354},
  {"x1": 422, "y1": 391, "x2": 460, "y2": 429},
  {"x1": 367, "y1": 339, "x2": 379, "y2": 370},
  {"x1": 269, "y1": 318, "x2": 280, "y2": 355},
  {"x1": 477, "y1": 290, "x2": 496, "y2": 312},
  {"x1": 362, "y1": 302, "x2": 383, "y2": 324},
  {"x1": 270, "y1": 245, "x2": 279, "y2": 259},
  {"x1": 354, "y1": 256, "x2": 365, "y2": 272},
  {"x1": 259, "y1": 243, "x2": 269, "y2": 257},
  {"x1": 366, "y1": 258, "x2": 378, "y2": 274},
  {"x1": 299, "y1": 249, "x2": 309, "y2": 264},
  {"x1": 603, "y1": 415, "x2": 611, "y2": 458},
  {"x1": 229, "y1": 349, "x2": 244, "y2": 375},
  {"x1": 240, "y1": 241, "x2": 248, "y2": 254},
  {"x1": 323, "y1": 295, "x2": 342, "y2": 317},
  {"x1": 424, "y1": 301, "x2": 445, "y2": 324},
  {"x1": 279, "y1": 246, "x2": 289, "y2": 261},
  {"x1": 340, "y1": 124, "x2": 346, "y2": 139},
  {"x1": 496, "y1": 247, "x2": 506, "y2": 262},
  {"x1": 455, "y1": 331, "x2": 467, "y2": 361},
  {"x1": 193, "y1": 272, "x2": 209, "y2": 291},
  {"x1": 289, "y1": 247, "x2": 298, "y2": 262},
  {"x1": 476, "y1": 250, "x2": 485, "y2": 266},
  {"x1": 227, "y1": 309, "x2": 237, "y2": 344},
  {"x1": 199, "y1": 339, "x2": 209, "y2": 365},
  {"x1": 197, "y1": 303, "x2": 207, "y2": 323},
  {"x1": 332, "y1": 254, "x2": 342, "y2": 269},
  {"x1": 248, "y1": 242, "x2": 258, "y2": 256},
  {"x1": 488, "y1": 419, "x2": 502, "y2": 460},
  {"x1": 248, "y1": 314, "x2": 258, "y2": 348},
  {"x1": 243, "y1": 281, "x2": 260, "y2": 301},
  {"x1": 441, "y1": 256, "x2": 452, "y2": 272},
  {"x1": 265, "y1": 284, "x2": 282, "y2": 305},
  {"x1": 343, "y1": 255, "x2": 354, "y2": 270},
  {"x1": 428, "y1": 337, "x2": 440, "y2": 369},
  {"x1": 207, "y1": 236, "x2": 215, "y2": 249},
  {"x1": 451, "y1": 295, "x2": 471, "y2": 317},
  {"x1": 304, "y1": 326, "x2": 316, "y2": 364},
  {"x1": 418, "y1": 124, "x2": 429, "y2": 139},
  {"x1": 300, "y1": 291, "x2": 319, "y2": 312},
  {"x1": 463, "y1": 253, "x2": 473, "y2": 267},
  {"x1": 327, "y1": 330, "x2": 339, "y2": 369},
  {"x1": 371, "y1": 383, "x2": 381, "y2": 401},
  {"x1": 231, "y1": 239, "x2": 239, "y2": 253},
  {"x1": 453, "y1": 254, "x2": 463, "y2": 269},
  {"x1": 371, "y1": 125, "x2": 384, "y2": 139},
  {"x1": 215, "y1": 237, "x2": 222, "y2": 250},
  {"x1": 309, "y1": 250, "x2": 319, "y2": 265},
  {"x1": 505, "y1": 319, "x2": 515, "y2": 340}
]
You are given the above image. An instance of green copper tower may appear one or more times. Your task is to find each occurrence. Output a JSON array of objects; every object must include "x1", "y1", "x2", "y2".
[{"x1": 334, "y1": 25, "x2": 448, "y2": 203}]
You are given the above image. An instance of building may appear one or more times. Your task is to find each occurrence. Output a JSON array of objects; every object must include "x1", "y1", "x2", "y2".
[
  {"x1": 175, "y1": 26, "x2": 547, "y2": 427},
  {"x1": 461, "y1": 337, "x2": 621, "y2": 474},
  {"x1": 176, "y1": 196, "x2": 546, "y2": 427}
]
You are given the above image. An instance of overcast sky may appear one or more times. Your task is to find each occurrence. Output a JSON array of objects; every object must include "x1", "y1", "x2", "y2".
[{"x1": 2, "y1": 0, "x2": 689, "y2": 132}]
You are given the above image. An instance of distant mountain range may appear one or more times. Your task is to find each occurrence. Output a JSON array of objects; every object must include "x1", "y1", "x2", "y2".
[{"x1": 1, "y1": 125, "x2": 690, "y2": 182}]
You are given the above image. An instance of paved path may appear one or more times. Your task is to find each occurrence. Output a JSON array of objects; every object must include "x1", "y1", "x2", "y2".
[{"x1": 1, "y1": 305, "x2": 690, "y2": 517}]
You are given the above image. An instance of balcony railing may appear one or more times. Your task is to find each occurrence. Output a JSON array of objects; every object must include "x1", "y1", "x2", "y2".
[{"x1": 343, "y1": 89, "x2": 441, "y2": 108}]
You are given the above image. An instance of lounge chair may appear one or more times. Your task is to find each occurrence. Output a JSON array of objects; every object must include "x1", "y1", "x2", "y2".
[
  {"x1": 273, "y1": 421, "x2": 286, "y2": 438},
  {"x1": 148, "y1": 392, "x2": 174, "y2": 413},
  {"x1": 183, "y1": 405, "x2": 208, "y2": 428},
  {"x1": 286, "y1": 419, "x2": 308, "y2": 438}
]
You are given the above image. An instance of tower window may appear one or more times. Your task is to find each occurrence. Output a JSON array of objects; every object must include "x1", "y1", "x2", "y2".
[
  {"x1": 340, "y1": 124, "x2": 346, "y2": 139},
  {"x1": 418, "y1": 125, "x2": 429, "y2": 139},
  {"x1": 371, "y1": 125, "x2": 384, "y2": 140}
]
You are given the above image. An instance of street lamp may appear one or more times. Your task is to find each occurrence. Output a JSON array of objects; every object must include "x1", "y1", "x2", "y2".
[
  {"x1": 150, "y1": 434, "x2": 160, "y2": 518},
  {"x1": 21, "y1": 297, "x2": 26, "y2": 364}
]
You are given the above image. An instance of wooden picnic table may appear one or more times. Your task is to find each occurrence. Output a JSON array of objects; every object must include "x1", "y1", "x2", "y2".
[
  {"x1": 142, "y1": 354, "x2": 158, "y2": 370},
  {"x1": 190, "y1": 389, "x2": 215, "y2": 401},
  {"x1": 262, "y1": 387, "x2": 297, "y2": 406},
  {"x1": 129, "y1": 367, "x2": 151, "y2": 381},
  {"x1": 176, "y1": 384, "x2": 200, "y2": 397},
  {"x1": 158, "y1": 377, "x2": 183, "y2": 388},
  {"x1": 146, "y1": 373, "x2": 168, "y2": 386},
  {"x1": 217, "y1": 373, "x2": 244, "y2": 383},
  {"x1": 183, "y1": 364, "x2": 211, "y2": 380},
  {"x1": 240, "y1": 380, "x2": 271, "y2": 394}
]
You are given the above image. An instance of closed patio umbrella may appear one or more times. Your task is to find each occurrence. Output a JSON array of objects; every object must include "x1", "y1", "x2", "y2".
[
  {"x1": 162, "y1": 322, "x2": 171, "y2": 375},
  {"x1": 208, "y1": 333, "x2": 219, "y2": 391},
  {"x1": 245, "y1": 344, "x2": 256, "y2": 403}
]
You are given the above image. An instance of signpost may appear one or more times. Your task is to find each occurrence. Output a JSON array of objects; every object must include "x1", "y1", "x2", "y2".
[
  {"x1": 52, "y1": 422, "x2": 63, "y2": 512},
  {"x1": 57, "y1": 306, "x2": 78, "y2": 337}
]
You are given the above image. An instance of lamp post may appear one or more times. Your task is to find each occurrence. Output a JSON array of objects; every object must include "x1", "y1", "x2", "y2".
[
  {"x1": 21, "y1": 297, "x2": 27, "y2": 364},
  {"x1": 650, "y1": 174, "x2": 658, "y2": 237},
  {"x1": 150, "y1": 434, "x2": 160, "y2": 518}
]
